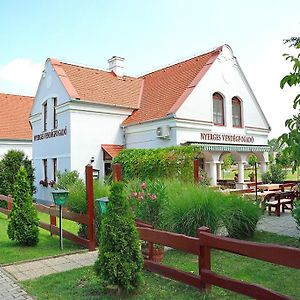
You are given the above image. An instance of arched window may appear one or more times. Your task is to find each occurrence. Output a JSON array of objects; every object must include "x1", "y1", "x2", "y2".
[
  {"x1": 232, "y1": 97, "x2": 242, "y2": 127},
  {"x1": 213, "y1": 93, "x2": 224, "y2": 126}
]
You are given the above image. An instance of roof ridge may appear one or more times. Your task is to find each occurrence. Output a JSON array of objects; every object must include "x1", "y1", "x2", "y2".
[
  {"x1": 0, "y1": 92, "x2": 34, "y2": 99},
  {"x1": 139, "y1": 45, "x2": 223, "y2": 78},
  {"x1": 60, "y1": 61, "x2": 138, "y2": 80}
]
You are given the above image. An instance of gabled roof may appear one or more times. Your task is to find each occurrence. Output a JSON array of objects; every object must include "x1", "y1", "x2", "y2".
[
  {"x1": 49, "y1": 47, "x2": 221, "y2": 123},
  {"x1": 123, "y1": 47, "x2": 221, "y2": 125},
  {"x1": 101, "y1": 144, "x2": 124, "y2": 158},
  {"x1": 50, "y1": 59, "x2": 143, "y2": 109},
  {"x1": 0, "y1": 93, "x2": 33, "y2": 140}
]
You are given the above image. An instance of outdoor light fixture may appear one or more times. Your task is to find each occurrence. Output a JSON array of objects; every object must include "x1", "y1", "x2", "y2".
[
  {"x1": 52, "y1": 189, "x2": 69, "y2": 250},
  {"x1": 96, "y1": 197, "x2": 109, "y2": 215}
]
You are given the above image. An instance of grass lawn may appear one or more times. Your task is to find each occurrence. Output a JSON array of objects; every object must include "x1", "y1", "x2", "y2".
[
  {"x1": 22, "y1": 231, "x2": 300, "y2": 300},
  {"x1": 0, "y1": 212, "x2": 82, "y2": 265},
  {"x1": 223, "y1": 168, "x2": 299, "y2": 181}
]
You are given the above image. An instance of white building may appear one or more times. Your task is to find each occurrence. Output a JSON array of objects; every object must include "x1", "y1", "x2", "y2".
[
  {"x1": 0, "y1": 93, "x2": 33, "y2": 159},
  {"x1": 30, "y1": 45, "x2": 270, "y2": 203}
]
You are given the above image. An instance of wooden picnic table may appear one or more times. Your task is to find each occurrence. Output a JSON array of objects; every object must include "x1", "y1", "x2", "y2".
[
  {"x1": 244, "y1": 190, "x2": 277, "y2": 201},
  {"x1": 256, "y1": 184, "x2": 281, "y2": 191}
]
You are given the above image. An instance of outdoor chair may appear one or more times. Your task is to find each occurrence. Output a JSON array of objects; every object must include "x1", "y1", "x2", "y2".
[{"x1": 264, "y1": 191, "x2": 296, "y2": 217}]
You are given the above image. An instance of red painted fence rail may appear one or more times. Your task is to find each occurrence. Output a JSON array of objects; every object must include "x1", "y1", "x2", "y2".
[{"x1": 137, "y1": 225, "x2": 300, "y2": 300}]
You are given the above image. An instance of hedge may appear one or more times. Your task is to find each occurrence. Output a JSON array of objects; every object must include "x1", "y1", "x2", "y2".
[{"x1": 113, "y1": 145, "x2": 202, "y2": 181}]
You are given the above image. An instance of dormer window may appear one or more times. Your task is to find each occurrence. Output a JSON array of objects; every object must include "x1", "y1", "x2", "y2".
[
  {"x1": 213, "y1": 93, "x2": 224, "y2": 126},
  {"x1": 53, "y1": 97, "x2": 58, "y2": 129},
  {"x1": 232, "y1": 97, "x2": 242, "y2": 128},
  {"x1": 43, "y1": 101, "x2": 47, "y2": 131}
]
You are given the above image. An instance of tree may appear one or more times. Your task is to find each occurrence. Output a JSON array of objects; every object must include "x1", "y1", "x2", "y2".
[
  {"x1": 94, "y1": 182, "x2": 143, "y2": 293},
  {"x1": 279, "y1": 37, "x2": 300, "y2": 172},
  {"x1": 0, "y1": 150, "x2": 35, "y2": 196},
  {"x1": 7, "y1": 166, "x2": 39, "y2": 246}
]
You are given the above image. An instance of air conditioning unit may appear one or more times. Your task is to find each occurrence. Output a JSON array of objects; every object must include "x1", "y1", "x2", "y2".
[{"x1": 156, "y1": 125, "x2": 171, "y2": 139}]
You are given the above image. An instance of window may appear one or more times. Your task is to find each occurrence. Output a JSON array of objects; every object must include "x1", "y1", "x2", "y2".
[
  {"x1": 213, "y1": 93, "x2": 224, "y2": 126},
  {"x1": 43, "y1": 159, "x2": 48, "y2": 181},
  {"x1": 53, "y1": 158, "x2": 57, "y2": 181},
  {"x1": 43, "y1": 102, "x2": 47, "y2": 131},
  {"x1": 53, "y1": 97, "x2": 58, "y2": 129},
  {"x1": 232, "y1": 97, "x2": 242, "y2": 127}
]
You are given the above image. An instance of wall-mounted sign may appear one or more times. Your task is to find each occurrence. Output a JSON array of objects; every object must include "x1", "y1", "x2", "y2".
[
  {"x1": 34, "y1": 127, "x2": 67, "y2": 141},
  {"x1": 200, "y1": 132, "x2": 254, "y2": 144}
]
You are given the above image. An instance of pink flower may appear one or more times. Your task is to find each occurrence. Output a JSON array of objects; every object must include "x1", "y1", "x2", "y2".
[
  {"x1": 140, "y1": 182, "x2": 147, "y2": 190},
  {"x1": 130, "y1": 192, "x2": 138, "y2": 198},
  {"x1": 148, "y1": 194, "x2": 157, "y2": 201},
  {"x1": 137, "y1": 192, "x2": 144, "y2": 200}
]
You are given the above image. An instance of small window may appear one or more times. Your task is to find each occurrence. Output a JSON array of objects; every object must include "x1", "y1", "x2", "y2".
[
  {"x1": 43, "y1": 102, "x2": 47, "y2": 131},
  {"x1": 53, "y1": 98, "x2": 58, "y2": 129},
  {"x1": 43, "y1": 159, "x2": 48, "y2": 181},
  {"x1": 232, "y1": 97, "x2": 242, "y2": 127},
  {"x1": 213, "y1": 93, "x2": 225, "y2": 126},
  {"x1": 53, "y1": 158, "x2": 57, "y2": 181}
]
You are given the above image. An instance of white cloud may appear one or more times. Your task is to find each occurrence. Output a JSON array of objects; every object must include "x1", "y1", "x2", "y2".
[{"x1": 0, "y1": 58, "x2": 43, "y2": 96}]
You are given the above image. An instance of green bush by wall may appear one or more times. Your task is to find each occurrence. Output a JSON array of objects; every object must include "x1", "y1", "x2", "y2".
[{"x1": 113, "y1": 145, "x2": 202, "y2": 182}]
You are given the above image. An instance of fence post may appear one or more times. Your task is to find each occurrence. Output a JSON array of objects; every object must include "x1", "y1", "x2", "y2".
[
  {"x1": 7, "y1": 194, "x2": 12, "y2": 218},
  {"x1": 112, "y1": 163, "x2": 122, "y2": 182},
  {"x1": 198, "y1": 226, "x2": 211, "y2": 291},
  {"x1": 194, "y1": 159, "x2": 199, "y2": 184},
  {"x1": 86, "y1": 164, "x2": 95, "y2": 251},
  {"x1": 50, "y1": 204, "x2": 57, "y2": 236}
]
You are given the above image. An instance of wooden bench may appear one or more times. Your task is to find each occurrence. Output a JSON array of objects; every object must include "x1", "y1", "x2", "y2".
[{"x1": 264, "y1": 191, "x2": 296, "y2": 217}]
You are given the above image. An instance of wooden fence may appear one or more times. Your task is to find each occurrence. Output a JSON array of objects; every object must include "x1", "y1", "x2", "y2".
[
  {"x1": 0, "y1": 164, "x2": 96, "y2": 251},
  {"x1": 137, "y1": 225, "x2": 300, "y2": 300}
]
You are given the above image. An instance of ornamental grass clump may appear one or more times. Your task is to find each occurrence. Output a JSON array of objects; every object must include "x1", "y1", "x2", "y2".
[
  {"x1": 221, "y1": 194, "x2": 262, "y2": 239},
  {"x1": 7, "y1": 166, "x2": 39, "y2": 246},
  {"x1": 163, "y1": 180, "x2": 223, "y2": 236},
  {"x1": 95, "y1": 182, "x2": 143, "y2": 294}
]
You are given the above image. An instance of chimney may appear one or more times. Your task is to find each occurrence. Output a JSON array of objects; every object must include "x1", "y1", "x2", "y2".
[{"x1": 107, "y1": 56, "x2": 125, "y2": 77}]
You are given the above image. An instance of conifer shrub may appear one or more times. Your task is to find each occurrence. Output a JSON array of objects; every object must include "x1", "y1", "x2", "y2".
[
  {"x1": 0, "y1": 150, "x2": 34, "y2": 209},
  {"x1": 7, "y1": 166, "x2": 39, "y2": 246},
  {"x1": 95, "y1": 182, "x2": 143, "y2": 293}
]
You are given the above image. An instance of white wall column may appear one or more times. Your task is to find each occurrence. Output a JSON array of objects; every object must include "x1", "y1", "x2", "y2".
[
  {"x1": 207, "y1": 162, "x2": 218, "y2": 186},
  {"x1": 237, "y1": 161, "x2": 245, "y2": 183},
  {"x1": 260, "y1": 161, "x2": 267, "y2": 175},
  {"x1": 217, "y1": 163, "x2": 222, "y2": 180}
]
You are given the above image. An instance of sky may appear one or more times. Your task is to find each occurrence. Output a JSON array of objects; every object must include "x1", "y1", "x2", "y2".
[{"x1": 0, "y1": 0, "x2": 299, "y2": 138}]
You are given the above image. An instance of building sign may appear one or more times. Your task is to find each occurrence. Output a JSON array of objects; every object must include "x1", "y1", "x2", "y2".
[
  {"x1": 200, "y1": 132, "x2": 254, "y2": 144},
  {"x1": 34, "y1": 127, "x2": 67, "y2": 141}
]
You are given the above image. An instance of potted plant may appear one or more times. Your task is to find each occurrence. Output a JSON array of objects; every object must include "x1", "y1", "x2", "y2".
[
  {"x1": 49, "y1": 180, "x2": 56, "y2": 188},
  {"x1": 129, "y1": 180, "x2": 167, "y2": 262},
  {"x1": 39, "y1": 179, "x2": 48, "y2": 187}
]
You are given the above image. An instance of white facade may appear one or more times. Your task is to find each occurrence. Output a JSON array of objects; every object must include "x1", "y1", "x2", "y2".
[
  {"x1": 31, "y1": 45, "x2": 270, "y2": 203},
  {"x1": 0, "y1": 140, "x2": 32, "y2": 159}
]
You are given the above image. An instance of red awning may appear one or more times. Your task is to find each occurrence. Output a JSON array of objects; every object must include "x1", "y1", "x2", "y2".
[{"x1": 101, "y1": 144, "x2": 124, "y2": 159}]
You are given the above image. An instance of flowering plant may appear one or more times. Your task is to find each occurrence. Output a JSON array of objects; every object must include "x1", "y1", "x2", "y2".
[
  {"x1": 49, "y1": 180, "x2": 56, "y2": 188},
  {"x1": 129, "y1": 180, "x2": 167, "y2": 229},
  {"x1": 39, "y1": 179, "x2": 48, "y2": 187}
]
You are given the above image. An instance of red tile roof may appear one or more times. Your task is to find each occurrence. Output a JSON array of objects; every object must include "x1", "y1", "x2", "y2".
[
  {"x1": 58, "y1": 61, "x2": 143, "y2": 109},
  {"x1": 123, "y1": 47, "x2": 221, "y2": 125},
  {"x1": 51, "y1": 46, "x2": 221, "y2": 124},
  {"x1": 0, "y1": 93, "x2": 33, "y2": 140},
  {"x1": 101, "y1": 144, "x2": 124, "y2": 158}
]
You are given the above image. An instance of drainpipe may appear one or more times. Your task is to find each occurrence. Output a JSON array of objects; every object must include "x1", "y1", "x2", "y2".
[{"x1": 121, "y1": 125, "x2": 127, "y2": 147}]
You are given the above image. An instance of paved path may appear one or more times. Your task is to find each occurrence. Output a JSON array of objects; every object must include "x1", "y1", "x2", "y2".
[
  {"x1": 0, "y1": 268, "x2": 33, "y2": 300},
  {"x1": 257, "y1": 211, "x2": 299, "y2": 237},
  {"x1": 2, "y1": 250, "x2": 98, "y2": 281}
]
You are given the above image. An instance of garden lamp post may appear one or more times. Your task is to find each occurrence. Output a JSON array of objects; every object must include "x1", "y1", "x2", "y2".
[
  {"x1": 96, "y1": 197, "x2": 109, "y2": 215},
  {"x1": 52, "y1": 190, "x2": 69, "y2": 250}
]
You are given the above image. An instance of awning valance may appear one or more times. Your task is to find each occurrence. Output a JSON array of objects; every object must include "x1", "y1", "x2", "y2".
[{"x1": 187, "y1": 142, "x2": 270, "y2": 153}]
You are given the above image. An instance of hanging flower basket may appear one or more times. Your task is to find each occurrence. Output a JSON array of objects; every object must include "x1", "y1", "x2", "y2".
[{"x1": 39, "y1": 179, "x2": 48, "y2": 187}]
